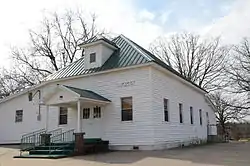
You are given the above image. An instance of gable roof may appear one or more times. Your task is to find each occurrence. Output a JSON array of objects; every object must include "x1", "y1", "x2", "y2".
[
  {"x1": 63, "y1": 85, "x2": 111, "y2": 102},
  {"x1": 45, "y1": 34, "x2": 206, "y2": 93}
]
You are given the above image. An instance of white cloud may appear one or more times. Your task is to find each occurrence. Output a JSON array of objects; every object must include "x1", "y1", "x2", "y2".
[
  {"x1": 173, "y1": 0, "x2": 250, "y2": 45},
  {"x1": 0, "y1": 0, "x2": 165, "y2": 68},
  {"x1": 159, "y1": 10, "x2": 172, "y2": 24},
  {"x1": 138, "y1": 9, "x2": 155, "y2": 21},
  {"x1": 178, "y1": 18, "x2": 205, "y2": 33},
  {"x1": 1, "y1": 0, "x2": 250, "y2": 68},
  {"x1": 203, "y1": 0, "x2": 250, "y2": 44},
  {"x1": 82, "y1": 0, "x2": 164, "y2": 48}
]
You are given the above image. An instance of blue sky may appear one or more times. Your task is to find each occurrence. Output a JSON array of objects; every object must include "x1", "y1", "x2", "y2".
[
  {"x1": 0, "y1": 0, "x2": 250, "y2": 68},
  {"x1": 134, "y1": 0, "x2": 234, "y2": 32}
]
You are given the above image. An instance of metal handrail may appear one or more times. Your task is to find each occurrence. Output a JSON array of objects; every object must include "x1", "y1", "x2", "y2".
[
  {"x1": 50, "y1": 129, "x2": 75, "y2": 143},
  {"x1": 20, "y1": 130, "x2": 46, "y2": 151},
  {"x1": 47, "y1": 128, "x2": 62, "y2": 137},
  {"x1": 49, "y1": 129, "x2": 75, "y2": 155},
  {"x1": 20, "y1": 128, "x2": 62, "y2": 151},
  {"x1": 20, "y1": 128, "x2": 75, "y2": 156},
  {"x1": 21, "y1": 128, "x2": 46, "y2": 138}
]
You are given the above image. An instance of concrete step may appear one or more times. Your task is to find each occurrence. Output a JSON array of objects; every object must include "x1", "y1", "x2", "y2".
[
  {"x1": 29, "y1": 149, "x2": 73, "y2": 155},
  {"x1": 14, "y1": 154, "x2": 69, "y2": 159},
  {"x1": 34, "y1": 145, "x2": 74, "y2": 150}
]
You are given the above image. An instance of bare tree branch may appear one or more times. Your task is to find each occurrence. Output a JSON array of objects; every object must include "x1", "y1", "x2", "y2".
[
  {"x1": 1, "y1": 9, "x2": 104, "y2": 98},
  {"x1": 150, "y1": 33, "x2": 230, "y2": 92},
  {"x1": 209, "y1": 92, "x2": 249, "y2": 135},
  {"x1": 225, "y1": 38, "x2": 250, "y2": 108}
]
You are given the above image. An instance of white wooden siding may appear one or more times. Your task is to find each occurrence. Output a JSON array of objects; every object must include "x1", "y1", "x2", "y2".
[
  {"x1": 59, "y1": 66, "x2": 154, "y2": 146},
  {"x1": 150, "y1": 66, "x2": 217, "y2": 148},
  {"x1": 0, "y1": 66, "x2": 154, "y2": 146}
]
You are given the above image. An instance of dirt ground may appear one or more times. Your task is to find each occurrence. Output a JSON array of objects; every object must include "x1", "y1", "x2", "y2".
[{"x1": 0, "y1": 142, "x2": 250, "y2": 166}]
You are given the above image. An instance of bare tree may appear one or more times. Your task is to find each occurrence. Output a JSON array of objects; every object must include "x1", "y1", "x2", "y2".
[
  {"x1": 226, "y1": 38, "x2": 250, "y2": 109},
  {"x1": 209, "y1": 92, "x2": 248, "y2": 137},
  {"x1": 150, "y1": 33, "x2": 230, "y2": 91},
  {"x1": 0, "y1": 67, "x2": 37, "y2": 99},
  {"x1": 11, "y1": 10, "x2": 102, "y2": 84},
  {"x1": 1, "y1": 9, "x2": 104, "y2": 98}
]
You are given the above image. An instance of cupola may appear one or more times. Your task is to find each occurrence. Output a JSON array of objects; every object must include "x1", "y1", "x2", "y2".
[{"x1": 79, "y1": 35, "x2": 118, "y2": 69}]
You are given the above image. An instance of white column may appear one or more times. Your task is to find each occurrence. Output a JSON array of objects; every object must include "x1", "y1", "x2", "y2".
[
  {"x1": 45, "y1": 105, "x2": 49, "y2": 131},
  {"x1": 77, "y1": 99, "x2": 81, "y2": 133}
]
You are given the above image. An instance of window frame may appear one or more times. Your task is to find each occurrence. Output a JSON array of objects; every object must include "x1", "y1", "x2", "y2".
[
  {"x1": 190, "y1": 106, "x2": 193, "y2": 124},
  {"x1": 179, "y1": 103, "x2": 183, "y2": 123},
  {"x1": 164, "y1": 98, "x2": 169, "y2": 122},
  {"x1": 89, "y1": 52, "x2": 96, "y2": 63},
  {"x1": 93, "y1": 106, "x2": 101, "y2": 118},
  {"x1": 121, "y1": 97, "x2": 133, "y2": 121},
  {"x1": 59, "y1": 107, "x2": 68, "y2": 125},
  {"x1": 15, "y1": 110, "x2": 23, "y2": 123},
  {"x1": 28, "y1": 92, "x2": 32, "y2": 101},
  {"x1": 206, "y1": 112, "x2": 209, "y2": 124},
  {"x1": 82, "y1": 108, "x2": 90, "y2": 119},
  {"x1": 199, "y1": 109, "x2": 203, "y2": 125}
]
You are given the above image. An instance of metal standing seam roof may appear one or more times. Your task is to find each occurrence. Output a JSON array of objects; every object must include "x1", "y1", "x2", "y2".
[
  {"x1": 45, "y1": 35, "x2": 151, "y2": 81},
  {"x1": 45, "y1": 34, "x2": 206, "y2": 92},
  {"x1": 63, "y1": 85, "x2": 111, "y2": 102}
]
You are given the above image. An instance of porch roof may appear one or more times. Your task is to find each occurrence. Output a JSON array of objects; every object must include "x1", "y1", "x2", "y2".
[{"x1": 63, "y1": 85, "x2": 111, "y2": 102}]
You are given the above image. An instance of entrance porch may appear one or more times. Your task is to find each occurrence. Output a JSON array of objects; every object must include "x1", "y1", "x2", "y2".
[
  {"x1": 15, "y1": 85, "x2": 111, "y2": 158},
  {"x1": 45, "y1": 85, "x2": 111, "y2": 134}
]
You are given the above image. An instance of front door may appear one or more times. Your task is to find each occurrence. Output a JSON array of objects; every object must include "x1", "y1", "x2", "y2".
[{"x1": 81, "y1": 105, "x2": 103, "y2": 138}]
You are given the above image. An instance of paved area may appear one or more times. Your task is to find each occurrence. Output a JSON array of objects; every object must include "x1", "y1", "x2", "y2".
[{"x1": 0, "y1": 142, "x2": 250, "y2": 166}]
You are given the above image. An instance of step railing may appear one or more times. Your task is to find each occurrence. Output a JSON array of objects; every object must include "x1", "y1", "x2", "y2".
[
  {"x1": 20, "y1": 128, "x2": 62, "y2": 151},
  {"x1": 49, "y1": 129, "x2": 75, "y2": 155},
  {"x1": 50, "y1": 129, "x2": 75, "y2": 144},
  {"x1": 21, "y1": 128, "x2": 46, "y2": 139},
  {"x1": 47, "y1": 128, "x2": 62, "y2": 137},
  {"x1": 20, "y1": 129, "x2": 46, "y2": 151},
  {"x1": 20, "y1": 128, "x2": 75, "y2": 155}
]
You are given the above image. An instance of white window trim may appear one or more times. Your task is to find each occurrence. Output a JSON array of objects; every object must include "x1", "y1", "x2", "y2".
[
  {"x1": 15, "y1": 110, "x2": 23, "y2": 123},
  {"x1": 121, "y1": 97, "x2": 133, "y2": 121},
  {"x1": 58, "y1": 107, "x2": 68, "y2": 126},
  {"x1": 89, "y1": 52, "x2": 96, "y2": 63}
]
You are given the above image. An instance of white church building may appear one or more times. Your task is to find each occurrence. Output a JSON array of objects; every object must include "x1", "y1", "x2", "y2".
[{"x1": 0, "y1": 34, "x2": 217, "y2": 150}]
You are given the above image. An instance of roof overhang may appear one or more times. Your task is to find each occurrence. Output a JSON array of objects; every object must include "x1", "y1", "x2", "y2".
[
  {"x1": 79, "y1": 97, "x2": 111, "y2": 104},
  {"x1": 79, "y1": 39, "x2": 118, "y2": 50},
  {"x1": 43, "y1": 84, "x2": 111, "y2": 106},
  {"x1": 204, "y1": 94, "x2": 217, "y2": 112},
  {"x1": 151, "y1": 63, "x2": 207, "y2": 95}
]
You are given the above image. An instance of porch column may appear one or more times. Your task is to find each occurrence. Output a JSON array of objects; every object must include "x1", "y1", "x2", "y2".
[
  {"x1": 77, "y1": 99, "x2": 81, "y2": 133},
  {"x1": 45, "y1": 105, "x2": 49, "y2": 131},
  {"x1": 41, "y1": 105, "x2": 51, "y2": 145},
  {"x1": 74, "y1": 99, "x2": 85, "y2": 154}
]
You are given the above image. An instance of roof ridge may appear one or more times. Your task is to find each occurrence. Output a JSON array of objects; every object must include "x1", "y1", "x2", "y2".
[
  {"x1": 63, "y1": 85, "x2": 84, "y2": 91},
  {"x1": 62, "y1": 85, "x2": 111, "y2": 102},
  {"x1": 63, "y1": 85, "x2": 96, "y2": 93},
  {"x1": 79, "y1": 34, "x2": 118, "y2": 48},
  {"x1": 119, "y1": 34, "x2": 153, "y2": 61}
]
